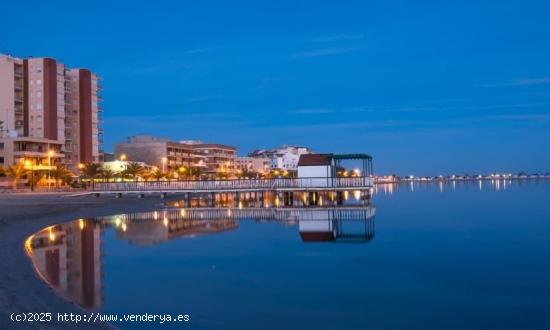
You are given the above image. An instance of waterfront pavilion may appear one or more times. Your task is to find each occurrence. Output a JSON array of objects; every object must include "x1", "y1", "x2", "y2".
[{"x1": 297, "y1": 153, "x2": 373, "y2": 179}]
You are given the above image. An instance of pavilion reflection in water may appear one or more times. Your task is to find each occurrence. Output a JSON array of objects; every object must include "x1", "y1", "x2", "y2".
[
  {"x1": 26, "y1": 206, "x2": 375, "y2": 310},
  {"x1": 298, "y1": 208, "x2": 375, "y2": 243}
]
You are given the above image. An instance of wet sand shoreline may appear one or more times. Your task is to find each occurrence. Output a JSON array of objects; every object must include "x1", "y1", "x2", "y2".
[{"x1": 0, "y1": 193, "x2": 174, "y2": 329}]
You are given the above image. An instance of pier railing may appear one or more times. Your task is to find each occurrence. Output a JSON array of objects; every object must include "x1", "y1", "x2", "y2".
[
  {"x1": 91, "y1": 176, "x2": 374, "y2": 192},
  {"x1": 97, "y1": 206, "x2": 376, "y2": 222}
]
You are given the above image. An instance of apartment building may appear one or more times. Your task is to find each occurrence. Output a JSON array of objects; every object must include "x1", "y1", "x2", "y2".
[
  {"x1": 0, "y1": 54, "x2": 102, "y2": 172},
  {"x1": 115, "y1": 136, "x2": 207, "y2": 173},
  {"x1": 180, "y1": 140, "x2": 237, "y2": 176},
  {"x1": 64, "y1": 68, "x2": 102, "y2": 168},
  {"x1": 115, "y1": 136, "x2": 237, "y2": 176}
]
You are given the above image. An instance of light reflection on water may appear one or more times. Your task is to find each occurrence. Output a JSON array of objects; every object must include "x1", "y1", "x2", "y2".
[
  {"x1": 24, "y1": 181, "x2": 550, "y2": 330},
  {"x1": 26, "y1": 191, "x2": 375, "y2": 315}
]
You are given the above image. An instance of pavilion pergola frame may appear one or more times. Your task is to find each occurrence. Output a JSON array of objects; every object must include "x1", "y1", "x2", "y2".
[{"x1": 331, "y1": 153, "x2": 373, "y2": 177}]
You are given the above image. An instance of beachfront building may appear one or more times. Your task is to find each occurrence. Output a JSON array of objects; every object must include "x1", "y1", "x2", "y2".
[
  {"x1": 249, "y1": 145, "x2": 312, "y2": 171},
  {"x1": 64, "y1": 68, "x2": 102, "y2": 170},
  {"x1": 114, "y1": 136, "x2": 206, "y2": 173},
  {"x1": 180, "y1": 140, "x2": 237, "y2": 177},
  {"x1": 115, "y1": 136, "x2": 237, "y2": 178},
  {"x1": 0, "y1": 54, "x2": 102, "y2": 173},
  {"x1": 235, "y1": 156, "x2": 271, "y2": 175}
]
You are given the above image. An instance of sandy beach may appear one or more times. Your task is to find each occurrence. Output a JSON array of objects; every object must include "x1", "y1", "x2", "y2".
[{"x1": 0, "y1": 193, "x2": 173, "y2": 329}]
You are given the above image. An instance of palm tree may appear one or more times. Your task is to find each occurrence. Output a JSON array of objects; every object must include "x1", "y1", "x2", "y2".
[
  {"x1": 80, "y1": 163, "x2": 102, "y2": 180},
  {"x1": 123, "y1": 162, "x2": 145, "y2": 182},
  {"x1": 189, "y1": 166, "x2": 202, "y2": 180},
  {"x1": 149, "y1": 168, "x2": 165, "y2": 181},
  {"x1": 2, "y1": 163, "x2": 28, "y2": 190},
  {"x1": 51, "y1": 164, "x2": 73, "y2": 188},
  {"x1": 100, "y1": 168, "x2": 116, "y2": 182}
]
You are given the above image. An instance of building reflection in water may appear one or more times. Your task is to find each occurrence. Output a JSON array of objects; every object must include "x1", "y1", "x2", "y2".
[
  {"x1": 109, "y1": 212, "x2": 239, "y2": 246},
  {"x1": 26, "y1": 219, "x2": 103, "y2": 310},
  {"x1": 26, "y1": 204, "x2": 375, "y2": 311}
]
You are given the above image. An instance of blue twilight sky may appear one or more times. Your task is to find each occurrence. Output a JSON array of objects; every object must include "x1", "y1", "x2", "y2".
[{"x1": 2, "y1": 0, "x2": 550, "y2": 175}]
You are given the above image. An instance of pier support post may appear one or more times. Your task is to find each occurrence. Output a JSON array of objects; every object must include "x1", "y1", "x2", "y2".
[
  {"x1": 138, "y1": 193, "x2": 144, "y2": 198},
  {"x1": 160, "y1": 192, "x2": 167, "y2": 198},
  {"x1": 336, "y1": 191, "x2": 344, "y2": 206},
  {"x1": 116, "y1": 193, "x2": 122, "y2": 198}
]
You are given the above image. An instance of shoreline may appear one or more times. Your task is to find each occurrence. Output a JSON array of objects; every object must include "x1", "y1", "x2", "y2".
[{"x1": 0, "y1": 193, "x2": 176, "y2": 329}]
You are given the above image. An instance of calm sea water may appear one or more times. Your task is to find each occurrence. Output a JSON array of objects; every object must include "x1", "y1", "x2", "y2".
[{"x1": 28, "y1": 181, "x2": 550, "y2": 329}]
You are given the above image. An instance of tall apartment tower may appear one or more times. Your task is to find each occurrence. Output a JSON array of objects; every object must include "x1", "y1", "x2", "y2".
[
  {"x1": 65, "y1": 69, "x2": 101, "y2": 168},
  {"x1": 0, "y1": 54, "x2": 102, "y2": 172}
]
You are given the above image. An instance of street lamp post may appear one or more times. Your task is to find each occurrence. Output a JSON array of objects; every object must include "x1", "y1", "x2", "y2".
[
  {"x1": 48, "y1": 150, "x2": 54, "y2": 191},
  {"x1": 78, "y1": 163, "x2": 85, "y2": 188},
  {"x1": 25, "y1": 159, "x2": 34, "y2": 192}
]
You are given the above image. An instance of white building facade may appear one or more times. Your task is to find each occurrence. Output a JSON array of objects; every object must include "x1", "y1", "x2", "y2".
[{"x1": 249, "y1": 145, "x2": 312, "y2": 171}]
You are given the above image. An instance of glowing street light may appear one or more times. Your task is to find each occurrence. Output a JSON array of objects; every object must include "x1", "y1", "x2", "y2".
[{"x1": 120, "y1": 154, "x2": 127, "y2": 161}]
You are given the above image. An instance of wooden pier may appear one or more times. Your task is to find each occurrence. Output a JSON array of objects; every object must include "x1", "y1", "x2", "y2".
[{"x1": 73, "y1": 176, "x2": 374, "y2": 197}]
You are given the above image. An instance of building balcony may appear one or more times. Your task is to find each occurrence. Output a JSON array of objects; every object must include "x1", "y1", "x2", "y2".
[{"x1": 14, "y1": 150, "x2": 64, "y2": 159}]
